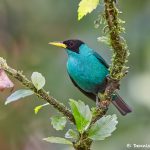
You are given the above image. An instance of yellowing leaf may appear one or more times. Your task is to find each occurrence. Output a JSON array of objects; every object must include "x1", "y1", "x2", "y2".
[
  {"x1": 34, "y1": 103, "x2": 49, "y2": 114},
  {"x1": 78, "y1": 0, "x2": 100, "y2": 20}
]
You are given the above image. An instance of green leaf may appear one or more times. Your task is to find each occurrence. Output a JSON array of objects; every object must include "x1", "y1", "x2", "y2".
[
  {"x1": 34, "y1": 103, "x2": 49, "y2": 114},
  {"x1": 88, "y1": 114, "x2": 118, "y2": 140},
  {"x1": 69, "y1": 99, "x2": 92, "y2": 133},
  {"x1": 43, "y1": 137, "x2": 72, "y2": 145},
  {"x1": 91, "y1": 107, "x2": 97, "y2": 116},
  {"x1": 31, "y1": 72, "x2": 45, "y2": 90},
  {"x1": 5, "y1": 89, "x2": 34, "y2": 105},
  {"x1": 50, "y1": 116, "x2": 67, "y2": 131},
  {"x1": 78, "y1": 0, "x2": 100, "y2": 20},
  {"x1": 65, "y1": 129, "x2": 78, "y2": 140}
]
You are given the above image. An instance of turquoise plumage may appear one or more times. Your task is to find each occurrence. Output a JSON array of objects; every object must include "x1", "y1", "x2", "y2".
[
  {"x1": 67, "y1": 44, "x2": 108, "y2": 93},
  {"x1": 50, "y1": 39, "x2": 132, "y2": 115}
]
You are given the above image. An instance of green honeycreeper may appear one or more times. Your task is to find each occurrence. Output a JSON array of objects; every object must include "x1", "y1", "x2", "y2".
[{"x1": 49, "y1": 39, "x2": 132, "y2": 115}]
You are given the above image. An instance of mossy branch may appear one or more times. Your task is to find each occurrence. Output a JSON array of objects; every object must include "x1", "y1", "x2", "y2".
[
  {"x1": 104, "y1": 0, "x2": 129, "y2": 80},
  {"x1": 91, "y1": 0, "x2": 130, "y2": 123},
  {"x1": 0, "y1": 57, "x2": 75, "y2": 123},
  {"x1": 73, "y1": 1, "x2": 130, "y2": 149}
]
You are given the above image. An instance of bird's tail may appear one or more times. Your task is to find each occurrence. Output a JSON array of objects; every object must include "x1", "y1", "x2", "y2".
[{"x1": 111, "y1": 92, "x2": 132, "y2": 116}]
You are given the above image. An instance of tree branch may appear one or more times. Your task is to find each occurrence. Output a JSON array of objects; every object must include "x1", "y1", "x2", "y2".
[
  {"x1": 73, "y1": 1, "x2": 130, "y2": 149},
  {"x1": 0, "y1": 57, "x2": 75, "y2": 123},
  {"x1": 105, "y1": 0, "x2": 129, "y2": 80},
  {"x1": 90, "y1": 0, "x2": 130, "y2": 123}
]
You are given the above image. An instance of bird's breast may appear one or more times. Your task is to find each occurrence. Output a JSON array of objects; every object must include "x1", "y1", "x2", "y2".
[{"x1": 67, "y1": 54, "x2": 108, "y2": 93}]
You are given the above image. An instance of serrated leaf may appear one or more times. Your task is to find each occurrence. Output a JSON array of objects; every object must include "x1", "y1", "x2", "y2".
[
  {"x1": 43, "y1": 137, "x2": 72, "y2": 145},
  {"x1": 65, "y1": 129, "x2": 78, "y2": 139},
  {"x1": 5, "y1": 89, "x2": 34, "y2": 105},
  {"x1": 78, "y1": 0, "x2": 100, "y2": 20},
  {"x1": 34, "y1": 103, "x2": 49, "y2": 114},
  {"x1": 51, "y1": 116, "x2": 67, "y2": 131},
  {"x1": 69, "y1": 99, "x2": 92, "y2": 133},
  {"x1": 88, "y1": 114, "x2": 118, "y2": 140},
  {"x1": 31, "y1": 72, "x2": 45, "y2": 90}
]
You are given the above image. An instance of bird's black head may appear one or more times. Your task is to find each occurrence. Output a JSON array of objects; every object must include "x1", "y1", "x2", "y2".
[
  {"x1": 63, "y1": 39, "x2": 84, "y2": 53},
  {"x1": 49, "y1": 39, "x2": 84, "y2": 53}
]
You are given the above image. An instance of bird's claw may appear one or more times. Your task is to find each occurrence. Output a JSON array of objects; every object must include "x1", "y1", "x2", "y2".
[
  {"x1": 106, "y1": 75, "x2": 120, "y2": 90},
  {"x1": 96, "y1": 100, "x2": 110, "y2": 110},
  {"x1": 96, "y1": 95, "x2": 110, "y2": 109},
  {"x1": 100, "y1": 100, "x2": 110, "y2": 109}
]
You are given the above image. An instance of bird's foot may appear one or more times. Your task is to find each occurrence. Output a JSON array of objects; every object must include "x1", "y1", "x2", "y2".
[
  {"x1": 96, "y1": 94, "x2": 110, "y2": 109},
  {"x1": 106, "y1": 75, "x2": 120, "y2": 90},
  {"x1": 96, "y1": 99, "x2": 110, "y2": 110},
  {"x1": 100, "y1": 100, "x2": 110, "y2": 110}
]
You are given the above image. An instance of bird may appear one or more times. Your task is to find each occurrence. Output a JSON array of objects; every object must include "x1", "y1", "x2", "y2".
[{"x1": 49, "y1": 39, "x2": 132, "y2": 115}]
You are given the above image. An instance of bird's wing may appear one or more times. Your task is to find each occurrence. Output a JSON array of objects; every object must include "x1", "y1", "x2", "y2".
[
  {"x1": 92, "y1": 51, "x2": 109, "y2": 92},
  {"x1": 93, "y1": 52, "x2": 109, "y2": 68},
  {"x1": 68, "y1": 74, "x2": 96, "y2": 101},
  {"x1": 67, "y1": 52, "x2": 109, "y2": 102}
]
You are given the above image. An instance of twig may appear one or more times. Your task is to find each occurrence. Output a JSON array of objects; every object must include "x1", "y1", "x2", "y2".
[
  {"x1": 0, "y1": 57, "x2": 75, "y2": 123},
  {"x1": 74, "y1": 2, "x2": 130, "y2": 149},
  {"x1": 105, "y1": 0, "x2": 129, "y2": 80}
]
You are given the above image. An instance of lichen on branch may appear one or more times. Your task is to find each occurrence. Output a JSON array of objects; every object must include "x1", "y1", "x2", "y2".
[
  {"x1": 90, "y1": 0, "x2": 130, "y2": 125},
  {"x1": 104, "y1": 0, "x2": 130, "y2": 80}
]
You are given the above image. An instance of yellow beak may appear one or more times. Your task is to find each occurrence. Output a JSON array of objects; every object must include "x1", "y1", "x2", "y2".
[{"x1": 48, "y1": 41, "x2": 67, "y2": 48}]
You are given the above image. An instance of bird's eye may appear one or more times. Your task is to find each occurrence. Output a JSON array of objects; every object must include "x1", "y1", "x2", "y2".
[{"x1": 69, "y1": 41, "x2": 74, "y2": 47}]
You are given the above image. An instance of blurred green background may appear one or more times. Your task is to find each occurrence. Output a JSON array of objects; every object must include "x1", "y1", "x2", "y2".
[{"x1": 0, "y1": 0, "x2": 150, "y2": 150}]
